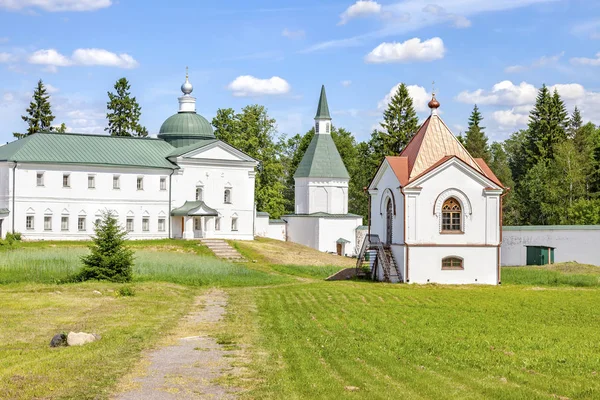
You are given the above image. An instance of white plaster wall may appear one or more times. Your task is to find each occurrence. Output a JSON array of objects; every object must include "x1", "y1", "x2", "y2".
[
  {"x1": 266, "y1": 222, "x2": 286, "y2": 241},
  {"x1": 317, "y1": 217, "x2": 363, "y2": 255},
  {"x1": 254, "y1": 214, "x2": 269, "y2": 237},
  {"x1": 295, "y1": 177, "x2": 349, "y2": 214},
  {"x1": 501, "y1": 227, "x2": 600, "y2": 266},
  {"x1": 171, "y1": 160, "x2": 256, "y2": 240},
  {"x1": 406, "y1": 163, "x2": 501, "y2": 246},
  {"x1": 12, "y1": 163, "x2": 170, "y2": 240},
  {"x1": 286, "y1": 217, "x2": 320, "y2": 249},
  {"x1": 369, "y1": 165, "x2": 404, "y2": 244},
  {"x1": 409, "y1": 246, "x2": 498, "y2": 284},
  {"x1": 0, "y1": 163, "x2": 10, "y2": 238}
]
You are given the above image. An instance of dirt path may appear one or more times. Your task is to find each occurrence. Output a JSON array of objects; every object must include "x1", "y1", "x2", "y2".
[{"x1": 114, "y1": 290, "x2": 239, "y2": 400}]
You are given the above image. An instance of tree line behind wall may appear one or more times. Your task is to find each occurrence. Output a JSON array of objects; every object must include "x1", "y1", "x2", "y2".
[{"x1": 14, "y1": 79, "x2": 600, "y2": 224}]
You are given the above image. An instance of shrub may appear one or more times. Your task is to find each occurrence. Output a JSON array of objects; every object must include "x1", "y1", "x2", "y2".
[
  {"x1": 7, "y1": 232, "x2": 22, "y2": 241},
  {"x1": 117, "y1": 286, "x2": 136, "y2": 297},
  {"x1": 78, "y1": 211, "x2": 134, "y2": 283}
]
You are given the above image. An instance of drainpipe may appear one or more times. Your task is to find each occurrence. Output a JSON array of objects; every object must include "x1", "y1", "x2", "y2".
[
  {"x1": 498, "y1": 187, "x2": 510, "y2": 284},
  {"x1": 168, "y1": 169, "x2": 175, "y2": 239},
  {"x1": 11, "y1": 162, "x2": 16, "y2": 233},
  {"x1": 400, "y1": 186, "x2": 408, "y2": 283}
]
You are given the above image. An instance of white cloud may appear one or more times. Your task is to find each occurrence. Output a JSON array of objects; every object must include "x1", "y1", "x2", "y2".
[
  {"x1": 282, "y1": 28, "x2": 305, "y2": 39},
  {"x1": 71, "y1": 48, "x2": 139, "y2": 68},
  {"x1": 422, "y1": 4, "x2": 471, "y2": 28},
  {"x1": 365, "y1": 37, "x2": 445, "y2": 63},
  {"x1": 45, "y1": 83, "x2": 59, "y2": 93},
  {"x1": 0, "y1": 52, "x2": 17, "y2": 63},
  {"x1": 571, "y1": 19, "x2": 600, "y2": 40},
  {"x1": 227, "y1": 75, "x2": 291, "y2": 97},
  {"x1": 341, "y1": 80, "x2": 352, "y2": 87},
  {"x1": 378, "y1": 84, "x2": 430, "y2": 112},
  {"x1": 339, "y1": 0, "x2": 382, "y2": 25},
  {"x1": 570, "y1": 52, "x2": 600, "y2": 67},
  {"x1": 455, "y1": 81, "x2": 537, "y2": 106},
  {"x1": 0, "y1": 0, "x2": 111, "y2": 12},
  {"x1": 492, "y1": 109, "x2": 529, "y2": 127},
  {"x1": 505, "y1": 51, "x2": 564, "y2": 73},
  {"x1": 27, "y1": 48, "x2": 139, "y2": 70}
]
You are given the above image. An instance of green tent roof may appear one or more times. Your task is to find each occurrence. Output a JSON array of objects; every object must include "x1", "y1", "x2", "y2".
[
  {"x1": 315, "y1": 85, "x2": 331, "y2": 119},
  {"x1": 171, "y1": 201, "x2": 218, "y2": 216},
  {"x1": 294, "y1": 133, "x2": 349, "y2": 179},
  {"x1": 0, "y1": 133, "x2": 177, "y2": 169}
]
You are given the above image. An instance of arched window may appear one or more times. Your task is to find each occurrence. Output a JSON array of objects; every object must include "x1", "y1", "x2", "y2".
[
  {"x1": 196, "y1": 187, "x2": 203, "y2": 201},
  {"x1": 315, "y1": 122, "x2": 319, "y2": 132},
  {"x1": 224, "y1": 189, "x2": 232, "y2": 204},
  {"x1": 442, "y1": 198, "x2": 462, "y2": 232},
  {"x1": 442, "y1": 257, "x2": 464, "y2": 270},
  {"x1": 326, "y1": 123, "x2": 330, "y2": 133}
]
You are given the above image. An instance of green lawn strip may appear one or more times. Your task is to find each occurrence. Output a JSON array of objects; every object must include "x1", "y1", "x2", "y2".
[
  {"x1": 240, "y1": 283, "x2": 600, "y2": 399},
  {"x1": 502, "y1": 264, "x2": 600, "y2": 287},
  {"x1": 0, "y1": 282, "x2": 197, "y2": 400},
  {"x1": 269, "y1": 264, "x2": 347, "y2": 279}
]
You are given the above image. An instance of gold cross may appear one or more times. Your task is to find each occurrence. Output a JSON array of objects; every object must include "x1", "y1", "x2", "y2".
[{"x1": 432, "y1": 80, "x2": 436, "y2": 95}]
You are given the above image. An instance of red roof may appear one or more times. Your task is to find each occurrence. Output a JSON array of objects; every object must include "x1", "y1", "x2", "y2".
[
  {"x1": 385, "y1": 156, "x2": 409, "y2": 186},
  {"x1": 474, "y1": 158, "x2": 504, "y2": 188}
]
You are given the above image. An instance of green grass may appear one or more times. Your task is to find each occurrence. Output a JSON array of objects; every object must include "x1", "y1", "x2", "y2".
[
  {"x1": 237, "y1": 282, "x2": 600, "y2": 399},
  {"x1": 269, "y1": 264, "x2": 347, "y2": 279},
  {"x1": 502, "y1": 263, "x2": 600, "y2": 287},
  {"x1": 0, "y1": 247, "x2": 291, "y2": 287},
  {"x1": 0, "y1": 281, "x2": 197, "y2": 400}
]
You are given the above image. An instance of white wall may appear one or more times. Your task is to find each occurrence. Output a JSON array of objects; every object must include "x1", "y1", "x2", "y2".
[
  {"x1": 369, "y1": 164, "x2": 404, "y2": 244},
  {"x1": 266, "y1": 222, "x2": 286, "y2": 241},
  {"x1": 409, "y1": 246, "x2": 498, "y2": 284},
  {"x1": 295, "y1": 177, "x2": 349, "y2": 214},
  {"x1": 317, "y1": 216, "x2": 363, "y2": 255},
  {"x1": 501, "y1": 226, "x2": 600, "y2": 266},
  {"x1": 286, "y1": 216, "x2": 320, "y2": 250}
]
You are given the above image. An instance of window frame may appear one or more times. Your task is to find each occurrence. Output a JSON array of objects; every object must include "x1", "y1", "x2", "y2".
[
  {"x1": 137, "y1": 176, "x2": 144, "y2": 191},
  {"x1": 441, "y1": 197, "x2": 463, "y2": 234},
  {"x1": 113, "y1": 175, "x2": 120, "y2": 190},
  {"x1": 87, "y1": 174, "x2": 96, "y2": 189},
  {"x1": 441, "y1": 257, "x2": 464, "y2": 270},
  {"x1": 195, "y1": 187, "x2": 203, "y2": 201},
  {"x1": 215, "y1": 217, "x2": 221, "y2": 231},
  {"x1": 158, "y1": 218, "x2": 166, "y2": 232},
  {"x1": 160, "y1": 176, "x2": 167, "y2": 191},
  {"x1": 26, "y1": 215, "x2": 34, "y2": 230},
  {"x1": 62, "y1": 173, "x2": 70, "y2": 188},
  {"x1": 224, "y1": 189, "x2": 232, "y2": 204},
  {"x1": 36, "y1": 172, "x2": 45, "y2": 187},
  {"x1": 231, "y1": 217, "x2": 238, "y2": 232},
  {"x1": 126, "y1": 218, "x2": 134, "y2": 232},
  {"x1": 142, "y1": 217, "x2": 150, "y2": 232},
  {"x1": 61, "y1": 216, "x2": 69, "y2": 231},
  {"x1": 44, "y1": 215, "x2": 52, "y2": 231},
  {"x1": 78, "y1": 217, "x2": 86, "y2": 232}
]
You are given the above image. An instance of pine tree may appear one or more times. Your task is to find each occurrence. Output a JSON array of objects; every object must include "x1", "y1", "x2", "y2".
[
  {"x1": 378, "y1": 83, "x2": 419, "y2": 156},
  {"x1": 568, "y1": 106, "x2": 583, "y2": 139},
  {"x1": 14, "y1": 79, "x2": 55, "y2": 139},
  {"x1": 78, "y1": 211, "x2": 134, "y2": 282},
  {"x1": 464, "y1": 105, "x2": 490, "y2": 162},
  {"x1": 56, "y1": 123, "x2": 67, "y2": 133},
  {"x1": 105, "y1": 78, "x2": 148, "y2": 137}
]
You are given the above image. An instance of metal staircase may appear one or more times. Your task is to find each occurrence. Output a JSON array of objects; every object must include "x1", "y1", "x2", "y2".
[{"x1": 356, "y1": 234, "x2": 401, "y2": 283}]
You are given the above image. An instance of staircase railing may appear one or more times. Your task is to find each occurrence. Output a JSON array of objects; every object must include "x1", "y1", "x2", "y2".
[{"x1": 355, "y1": 234, "x2": 392, "y2": 283}]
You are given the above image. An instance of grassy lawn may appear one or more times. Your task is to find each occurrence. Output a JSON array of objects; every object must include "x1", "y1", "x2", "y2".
[{"x1": 0, "y1": 282, "x2": 197, "y2": 399}]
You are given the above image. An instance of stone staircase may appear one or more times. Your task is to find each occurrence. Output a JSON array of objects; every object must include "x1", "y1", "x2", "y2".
[{"x1": 201, "y1": 239, "x2": 245, "y2": 262}]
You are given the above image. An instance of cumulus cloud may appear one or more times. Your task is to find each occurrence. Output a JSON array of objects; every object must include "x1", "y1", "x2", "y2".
[
  {"x1": 227, "y1": 75, "x2": 291, "y2": 97},
  {"x1": 422, "y1": 4, "x2": 471, "y2": 28},
  {"x1": 45, "y1": 83, "x2": 59, "y2": 93},
  {"x1": 341, "y1": 80, "x2": 352, "y2": 87},
  {"x1": 378, "y1": 84, "x2": 430, "y2": 112},
  {"x1": 28, "y1": 48, "x2": 139, "y2": 70},
  {"x1": 505, "y1": 51, "x2": 564, "y2": 73},
  {"x1": 0, "y1": 0, "x2": 111, "y2": 12},
  {"x1": 0, "y1": 52, "x2": 17, "y2": 63},
  {"x1": 455, "y1": 81, "x2": 537, "y2": 106},
  {"x1": 365, "y1": 37, "x2": 445, "y2": 63},
  {"x1": 339, "y1": 0, "x2": 382, "y2": 25},
  {"x1": 282, "y1": 28, "x2": 305, "y2": 39},
  {"x1": 570, "y1": 52, "x2": 600, "y2": 67}
]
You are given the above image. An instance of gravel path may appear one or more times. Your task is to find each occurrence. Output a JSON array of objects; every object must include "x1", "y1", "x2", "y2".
[{"x1": 114, "y1": 290, "x2": 239, "y2": 400}]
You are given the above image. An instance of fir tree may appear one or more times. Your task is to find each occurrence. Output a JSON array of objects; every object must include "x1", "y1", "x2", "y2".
[
  {"x1": 14, "y1": 79, "x2": 55, "y2": 139},
  {"x1": 568, "y1": 106, "x2": 583, "y2": 139},
  {"x1": 56, "y1": 123, "x2": 67, "y2": 133},
  {"x1": 464, "y1": 105, "x2": 490, "y2": 162},
  {"x1": 105, "y1": 78, "x2": 148, "y2": 137},
  {"x1": 378, "y1": 83, "x2": 419, "y2": 155},
  {"x1": 78, "y1": 211, "x2": 134, "y2": 282}
]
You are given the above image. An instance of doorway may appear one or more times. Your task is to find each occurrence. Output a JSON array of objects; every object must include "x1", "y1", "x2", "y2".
[{"x1": 386, "y1": 198, "x2": 393, "y2": 245}]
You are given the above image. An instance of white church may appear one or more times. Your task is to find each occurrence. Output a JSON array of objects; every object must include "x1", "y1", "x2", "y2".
[
  {"x1": 366, "y1": 95, "x2": 504, "y2": 285},
  {"x1": 0, "y1": 74, "x2": 258, "y2": 241}
]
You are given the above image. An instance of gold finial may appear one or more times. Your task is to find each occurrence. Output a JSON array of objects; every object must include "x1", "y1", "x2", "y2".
[{"x1": 186, "y1": 66, "x2": 189, "y2": 80}]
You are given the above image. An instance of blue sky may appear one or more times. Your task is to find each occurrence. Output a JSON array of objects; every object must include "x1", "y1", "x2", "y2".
[{"x1": 0, "y1": 0, "x2": 599, "y2": 145}]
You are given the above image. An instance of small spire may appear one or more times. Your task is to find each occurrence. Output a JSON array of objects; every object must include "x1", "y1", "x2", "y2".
[
  {"x1": 314, "y1": 85, "x2": 331, "y2": 120},
  {"x1": 186, "y1": 66, "x2": 189, "y2": 80},
  {"x1": 181, "y1": 67, "x2": 193, "y2": 96},
  {"x1": 428, "y1": 81, "x2": 440, "y2": 114}
]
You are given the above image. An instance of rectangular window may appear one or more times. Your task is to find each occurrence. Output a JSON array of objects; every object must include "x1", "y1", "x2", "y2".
[
  {"x1": 160, "y1": 177, "x2": 167, "y2": 191},
  {"x1": 158, "y1": 218, "x2": 165, "y2": 232},
  {"x1": 113, "y1": 175, "x2": 120, "y2": 189},
  {"x1": 215, "y1": 217, "x2": 220, "y2": 231},
  {"x1": 26, "y1": 216, "x2": 34, "y2": 230},
  {"x1": 126, "y1": 218, "x2": 134, "y2": 232},
  {"x1": 194, "y1": 217, "x2": 201, "y2": 231},
  {"x1": 231, "y1": 217, "x2": 238, "y2": 231},
  {"x1": 36, "y1": 172, "x2": 44, "y2": 187},
  {"x1": 88, "y1": 175, "x2": 95, "y2": 189},
  {"x1": 195, "y1": 187, "x2": 203, "y2": 201},
  {"x1": 44, "y1": 216, "x2": 52, "y2": 231},
  {"x1": 78, "y1": 217, "x2": 86, "y2": 231},
  {"x1": 61, "y1": 216, "x2": 69, "y2": 231},
  {"x1": 142, "y1": 217, "x2": 150, "y2": 232},
  {"x1": 62, "y1": 173, "x2": 70, "y2": 188},
  {"x1": 137, "y1": 176, "x2": 144, "y2": 190}
]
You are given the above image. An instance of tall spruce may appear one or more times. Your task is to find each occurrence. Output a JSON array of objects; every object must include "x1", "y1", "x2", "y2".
[
  {"x1": 464, "y1": 104, "x2": 490, "y2": 162},
  {"x1": 568, "y1": 106, "x2": 583, "y2": 139},
  {"x1": 378, "y1": 83, "x2": 419, "y2": 156},
  {"x1": 14, "y1": 79, "x2": 56, "y2": 139},
  {"x1": 105, "y1": 78, "x2": 148, "y2": 137}
]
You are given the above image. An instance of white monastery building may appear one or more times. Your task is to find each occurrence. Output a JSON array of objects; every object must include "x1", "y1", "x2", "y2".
[
  {"x1": 0, "y1": 74, "x2": 258, "y2": 241},
  {"x1": 367, "y1": 95, "x2": 505, "y2": 285}
]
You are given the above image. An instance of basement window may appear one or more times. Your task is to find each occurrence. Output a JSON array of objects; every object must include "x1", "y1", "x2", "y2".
[{"x1": 442, "y1": 257, "x2": 464, "y2": 270}]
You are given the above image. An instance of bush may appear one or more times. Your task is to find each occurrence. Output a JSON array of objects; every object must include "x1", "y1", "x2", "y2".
[
  {"x1": 117, "y1": 286, "x2": 136, "y2": 297},
  {"x1": 78, "y1": 211, "x2": 134, "y2": 283}
]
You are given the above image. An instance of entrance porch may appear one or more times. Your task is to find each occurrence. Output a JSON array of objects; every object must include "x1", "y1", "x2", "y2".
[{"x1": 171, "y1": 201, "x2": 219, "y2": 240}]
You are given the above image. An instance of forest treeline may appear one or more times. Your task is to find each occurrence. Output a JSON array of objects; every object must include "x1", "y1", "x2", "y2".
[{"x1": 16, "y1": 79, "x2": 600, "y2": 225}]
